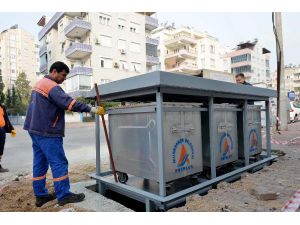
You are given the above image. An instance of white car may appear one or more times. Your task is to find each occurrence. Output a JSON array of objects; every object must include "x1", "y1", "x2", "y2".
[{"x1": 290, "y1": 101, "x2": 300, "y2": 122}]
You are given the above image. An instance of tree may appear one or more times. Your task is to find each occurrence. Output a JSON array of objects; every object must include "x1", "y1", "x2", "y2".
[
  {"x1": 15, "y1": 72, "x2": 32, "y2": 114},
  {"x1": 5, "y1": 88, "x2": 12, "y2": 109}
]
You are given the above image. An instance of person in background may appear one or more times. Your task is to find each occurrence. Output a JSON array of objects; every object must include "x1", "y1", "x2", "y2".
[
  {"x1": 235, "y1": 73, "x2": 254, "y2": 105},
  {"x1": 24, "y1": 61, "x2": 105, "y2": 207},
  {"x1": 0, "y1": 103, "x2": 16, "y2": 173}
]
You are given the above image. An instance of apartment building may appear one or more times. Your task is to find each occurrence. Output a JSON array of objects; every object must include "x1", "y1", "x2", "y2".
[
  {"x1": 268, "y1": 65, "x2": 300, "y2": 94},
  {"x1": 151, "y1": 25, "x2": 231, "y2": 76},
  {"x1": 228, "y1": 39, "x2": 271, "y2": 84},
  {"x1": 0, "y1": 25, "x2": 39, "y2": 90},
  {"x1": 37, "y1": 12, "x2": 159, "y2": 96}
]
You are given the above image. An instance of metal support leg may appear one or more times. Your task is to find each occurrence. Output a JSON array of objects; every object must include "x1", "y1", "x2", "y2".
[
  {"x1": 208, "y1": 97, "x2": 216, "y2": 178},
  {"x1": 145, "y1": 199, "x2": 156, "y2": 212},
  {"x1": 265, "y1": 100, "x2": 271, "y2": 157},
  {"x1": 95, "y1": 114, "x2": 104, "y2": 194},
  {"x1": 243, "y1": 100, "x2": 249, "y2": 166},
  {"x1": 156, "y1": 91, "x2": 166, "y2": 197}
]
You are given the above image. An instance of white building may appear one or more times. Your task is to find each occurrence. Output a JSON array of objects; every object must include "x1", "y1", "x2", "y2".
[
  {"x1": 0, "y1": 25, "x2": 39, "y2": 90},
  {"x1": 151, "y1": 25, "x2": 231, "y2": 76},
  {"x1": 228, "y1": 39, "x2": 271, "y2": 84},
  {"x1": 37, "y1": 12, "x2": 159, "y2": 96},
  {"x1": 269, "y1": 65, "x2": 300, "y2": 95}
]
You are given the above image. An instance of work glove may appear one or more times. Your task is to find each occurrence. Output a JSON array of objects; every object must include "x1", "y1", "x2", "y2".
[
  {"x1": 11, "y1": 130, "x2": 16, "y2": 138},
  {"x1": 91, "y1": 106, "x2": 105, "y2": 115}
]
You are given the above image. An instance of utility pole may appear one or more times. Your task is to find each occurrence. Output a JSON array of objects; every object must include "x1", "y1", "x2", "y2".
[{"x1": 274, "y1": 12, "x2": 288, "y2": 131}]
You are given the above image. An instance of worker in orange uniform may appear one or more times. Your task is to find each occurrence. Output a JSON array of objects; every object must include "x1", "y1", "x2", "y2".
[
  {"x1": 0, "y1": 103, "x2": 16, "y2": 173},
  {"x1": 24, "y1": 61, "x2": 105, "y2": 207}
]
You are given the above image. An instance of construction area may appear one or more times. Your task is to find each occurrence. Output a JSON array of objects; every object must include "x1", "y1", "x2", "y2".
[{"x1": 1, "y1": 71, "x2": 299, "y2": 212}]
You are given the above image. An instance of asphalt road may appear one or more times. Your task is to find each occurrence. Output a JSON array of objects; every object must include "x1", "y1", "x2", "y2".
[{"x1": 1, "y1": 124, "x2": 108, "y2": 174}]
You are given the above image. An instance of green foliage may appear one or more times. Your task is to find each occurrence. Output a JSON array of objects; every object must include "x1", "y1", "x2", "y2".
[{"x1": 5, "y1": 72, "x2": 32, "y2": 115}]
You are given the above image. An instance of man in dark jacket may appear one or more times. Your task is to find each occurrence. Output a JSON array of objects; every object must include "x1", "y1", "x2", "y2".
[
  {"x1": 235, "y1": 73, "x2": 254, "y2": 105},
  {"x1": 0, "y1": 103, "x2": 16, "y2": 172},
  {"x1": 24, "y1": 61, "x2": 104, "y2": 207}
]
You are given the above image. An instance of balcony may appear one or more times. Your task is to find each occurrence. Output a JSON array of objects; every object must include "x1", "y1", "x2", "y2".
[
  {"x1": 64, "y1": 19, "x2": 91, "y2": 38},
  {"x1": 39, "y1": 63, "x2": 48, "y2": 73},
  {"x1": 165, "y1": 49, "x2": 197, "y2": 60},
  {"x1": 146, "y1": 36, "x2": 159, "y2": 46},
  {"x1": 65, "y1": 43, "x2": 92, "y2": 59},
  {"x1": 165, "y1": 34, "x2": 197, "y2": 48},
  {"x1": 146, "y1": 55, "x2": 159, "y2": 66},
  {"x1": 69, "y1": 66, "x2": 93, "y2": 78},
  {"x1": 38, "y1": 12, "x2": 64, "y2": 41},
  {"x1": 39, "y1": 45, "x2": 47, "y2": 56},
  {"x1": 145, "y1": 16, "x2": 158, "y2": 31},
  {"x1": 167, "y1": 62, "x2": 198, "y2": 74}
]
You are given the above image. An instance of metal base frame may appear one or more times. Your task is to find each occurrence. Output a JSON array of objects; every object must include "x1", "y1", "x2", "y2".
[{"x1": 90, "y1": 154, "x2": 277, "y2": 211}]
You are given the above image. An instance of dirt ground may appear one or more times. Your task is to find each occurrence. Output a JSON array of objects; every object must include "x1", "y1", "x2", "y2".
[{"x1": 0, "y1": 163, "x2": 101, "y2": 212}]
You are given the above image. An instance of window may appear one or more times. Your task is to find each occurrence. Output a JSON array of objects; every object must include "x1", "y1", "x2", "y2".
[
  {"x1": 232, "y1": 65, "x2": 251, "y2": 74},
  {"x1": 100, "y1": 35, "x2": 112, "y2": 47},
  {"x1": 201, "y1": 44, "x2": 205, "y2": 53},
  {"x1": 130, "y1": 22, "x2": 140, "y2": 33},
  {"x1": 79, "y1": 75, "x2": 91, "y2": 90},
  {"x1": 99, "y1": 13, "x2": 111, "y2": 26},
  {"x1": 129, "y1": 42, "x2": 141, "y2": 53},
  {"x1": 210, "y1": 45, "x2": 215, "y2": 54},
  {"x1": 118, "y1": 18, "x2": 126, "y2": 30},
  {"x1": 201, "y1": 58, "x2": 205, "y2": 67},
  {"x1": 266, "y1": 59, "x2": 270, "y2": 67},
  {"x1": 146, "y1": 44, "x2": 158, "y2": 57},
  {"x1": 210, "y1": 58, "x2": 215, "y2": 68},
  {"x1": 117, "y1": 39, "x2": 126, "y2": 50},
  {"x1": 59, "y1": 20, "x2": 64, "y2": 33},
  {"x1": 100, "y1": 58, "x2": 113, "y2": 69},
  {"x1": 119, "y1": 60, "x2": 129, "y2": 71},
  {"x1": 100, "y1": 79, "x2": 111, "y2": 84},
  {"x1": 130, "y1": 62, "x2": 141, "y2": 72},
  {"x1": 231, "y1": 54, "x2": 251, "y2": 64}
]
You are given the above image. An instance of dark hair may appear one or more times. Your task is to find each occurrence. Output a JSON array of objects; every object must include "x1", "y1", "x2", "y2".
[
  {"x1": 49, "y1": 61, "x2": 70, "y2": 74},
  {"x1": 235, "y1": 73, "x2": 245, "y2": 78}
]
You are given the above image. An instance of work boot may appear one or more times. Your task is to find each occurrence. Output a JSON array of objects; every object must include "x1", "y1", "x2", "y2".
[
  {"x1": 35, "y1": 193, "x2": 56, "y2": 207},
  {"x1": 0, "y1": 164, "x2": 9, "y2": 173},
  {"x1": 58, "y1": 193, "x2": 85, "y2": 206}
]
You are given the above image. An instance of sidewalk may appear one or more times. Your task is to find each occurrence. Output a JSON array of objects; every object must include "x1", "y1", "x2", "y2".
[{"x1": 170, "y1": 122, "x2": 300, "y2": 212}]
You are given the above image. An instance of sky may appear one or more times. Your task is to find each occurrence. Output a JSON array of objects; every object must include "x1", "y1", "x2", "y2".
[{"x1": 0, "y1": 12, "x2": 299, "y2": 71}]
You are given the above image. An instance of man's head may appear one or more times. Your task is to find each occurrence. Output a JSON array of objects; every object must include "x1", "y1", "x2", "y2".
[
  {"x1": 49, "y1": 61, "x2": 70, "y2": 84},
  {"x1": 235, "y1": 73, "x2": 246, "y2": 84}
]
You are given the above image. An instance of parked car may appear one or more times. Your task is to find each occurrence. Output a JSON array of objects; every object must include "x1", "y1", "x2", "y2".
[{"x1": 290, "y1": 101, "x2": 300, "y2": 122}]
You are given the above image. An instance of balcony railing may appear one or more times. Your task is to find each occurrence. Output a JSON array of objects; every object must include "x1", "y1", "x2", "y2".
[
  {"x1": 64, "y1": 19, "x2": 91, "y2": 37},
  {"x1": 38, "y1": 12, "x2": 64, "y2": 41},
  {"x1": 65, "y1": 43, "x2": 92, "y2": 59},
  {"x1": 165, "y1": 34, "x2": 197, "y2": 47},
  {"x1": 39, "y1": 45, "x2": 47, "y2": 56},
  {"x1": 146, "y1": 55, "x2": 159, "y2": 65},
  {"x1": 146, "y1": 36, "x2": 159, "y2": 45},
  {"x1": 165, "y1": 49, "x2": 197, "y2": 59},
  {"x1": 69, "y1": 66, "x2": 93, "y2": 77},
  {"x1": 145, "y1": 16, "x2": 158, "y2": 31},
  {"x1": 39, "y1": 63, "x2": 48, "y2": 73}
]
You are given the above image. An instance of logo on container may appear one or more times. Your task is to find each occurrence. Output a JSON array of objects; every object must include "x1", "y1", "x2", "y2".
[
  {"x1": 220, "y1": 133, "x2": 234, "y2": 161},
  {"x1": 249, "y1": 129, "x2": 258, "y2": 152},
  {"x1": 172, "y1": 138, "x2": 194, "y2": 173}
]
